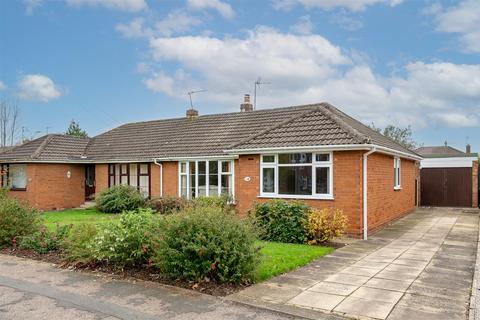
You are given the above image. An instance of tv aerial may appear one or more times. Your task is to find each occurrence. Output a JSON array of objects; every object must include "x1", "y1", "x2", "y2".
[
  {"x1": 254, "y1": 77, "x2": 270, "y2": 109},
  {"x1": 187, "y1": 89, "x2": 207, "y2": 109}
]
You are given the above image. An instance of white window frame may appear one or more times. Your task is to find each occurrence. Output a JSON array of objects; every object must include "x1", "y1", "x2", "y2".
[
  {"x1": 394, "y1": 157, "x2": 401, "y2": 190},
  {"x1": 259, "y1": 152, "x2": 334, "y2": 200},
  {"x1": 178, "y1": 160, "x2": 235, "y2": 199}
]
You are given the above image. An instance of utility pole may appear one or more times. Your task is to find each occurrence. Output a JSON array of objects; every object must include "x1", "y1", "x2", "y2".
[{"x1": 254, "y1": 77, "x2": 270, "y2": 110}]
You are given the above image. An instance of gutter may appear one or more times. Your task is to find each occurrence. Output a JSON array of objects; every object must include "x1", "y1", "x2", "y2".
[
  {"x1": 153, "y1": 159, "x2": 163, "y2": 197},
  {"x1": 363, "y1": 146, "x2": 376, "y2": 240}
]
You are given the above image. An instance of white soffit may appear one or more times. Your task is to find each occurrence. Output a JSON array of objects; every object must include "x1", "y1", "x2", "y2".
[{"x1": 420, "y1": 157, "x2": 477, "y2": 168}]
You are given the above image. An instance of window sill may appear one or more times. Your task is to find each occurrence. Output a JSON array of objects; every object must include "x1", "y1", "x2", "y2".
[
  {"x1": 258, "y1": 194, "x2": 334, "y2": 201},
  {"x1": 9, "y1": 188, "x2": 27, "y2": 192},
  {"x1": 394, "y1": 186, "x2": 402, "y2": 191}
]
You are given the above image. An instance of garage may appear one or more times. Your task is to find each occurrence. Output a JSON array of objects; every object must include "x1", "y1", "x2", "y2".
[{"x1": 416, "y1": 144, "x2": 478, "y2": 208}]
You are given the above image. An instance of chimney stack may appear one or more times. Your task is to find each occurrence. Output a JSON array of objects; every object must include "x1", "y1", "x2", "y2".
[
  {"x1": 186, "y1": 108, "x2": 198, "y2": 118},
  {"x1": 240, "y1": 94, "x2": 253, "y2": 112},
  {"x1": 466, "y1": 144, "x2": 471, "y2": 154}
]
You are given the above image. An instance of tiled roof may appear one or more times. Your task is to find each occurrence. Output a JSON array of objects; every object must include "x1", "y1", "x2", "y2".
[
  {"x1": 0, "y1": 135, "x2": 90, "y2": 162},
  {"x1": 0, "y1": 103, "x2": 420, "y2": 163},
  {"x1": 415, "y1": 146, "x2": 477, "y2": 158}
]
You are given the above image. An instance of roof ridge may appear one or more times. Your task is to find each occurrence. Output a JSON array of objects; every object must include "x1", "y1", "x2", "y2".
[
  {"x1": 318, "y1": 103, "x2": 370, "y2": 144},
  {"x1": 227, "y1": 106, "x2": 319, "y2": 149},
  {"x1": 31, "y1": 135, "x2": 55, "y2": 159}
]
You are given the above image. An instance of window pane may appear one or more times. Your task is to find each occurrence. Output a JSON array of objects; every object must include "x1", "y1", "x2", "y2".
[
  {"x1": 278, "y1": 166, "x2": 312, "y2": 195},
  {"x1": 315, "y1": 154, "x2": 330, "y2": 162},
  {"x1": 262, "y1": 155, "x2": 275, "y2": 163},
  {"x1": 190, "y1": 162, "x2": 196, "y2": 198},
  {"x1": 114, "y1": 164, "x2": 120, "y2": 184},
  {"x1": 129, "y1": 164, "x2": 138, "y2": 187},
  {"x1": 109, "y1": 176, "x2": 115, "y2": 187},
  {"x1": 221, "y1": 174, "x2": 232, "y2": 195},
  {"x1": 180, "y1": 162, "x2": 187, "y2": 174},
  {"x1": 109, "y1": 164, "x2": 114, "y2": 174},
  {"x1": 278, "y1": 153, "x2": 312, "y2": 164},
  {"x1": 120, "y1": 164, "x2": 127, "y2": 174},
  {"x1": 209, "y1": 162, "x2": 219, "y2": 196},
  {"x1": 209, "y1": 161, "x2": 218, "y2": 173},
  {"x1": 139, "y1": 164, "x2": 149, "y2": 174},
  {"x1": 198, "y1": 174, "x2": 207, "y2": 196},
  {"x1": 9, "y1": 164, "x2": 27, "y2": 189},
  {"x1": 262, "y1": 167, "x2": 275, "y2": 193},
  {"x1": 120, "y1": 175, "x2": 128, "y2": 185},
  {"x1": 180, "y1": 175, "x2": 188, "y2": 197},
  {"x1": 316, "y1": 167, "x2": 329, "y2": 194},
  {"x1": 198, "y1": 161, "x2": 206, "y2": 174},
  {"x1": 139, "y1": 175, "x2": 149, "y2": 197},
  {"x1": 221, "y1": 161, "x2": 231, "y2": 173}
]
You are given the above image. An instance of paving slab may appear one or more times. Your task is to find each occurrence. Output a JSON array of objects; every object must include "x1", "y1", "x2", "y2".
[{"x1": 229, "y1": 208, "x2": 478, "y2": 320}]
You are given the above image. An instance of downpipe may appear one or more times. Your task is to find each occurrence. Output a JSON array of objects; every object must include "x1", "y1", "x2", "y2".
[{"x1": 363, "y1": 147, "x2": 376, "y2": 240}]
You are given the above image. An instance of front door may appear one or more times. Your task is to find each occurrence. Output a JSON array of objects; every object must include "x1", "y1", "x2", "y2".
[{"x1": 85, "y1": 165, "x2": 96, "y2": 200}]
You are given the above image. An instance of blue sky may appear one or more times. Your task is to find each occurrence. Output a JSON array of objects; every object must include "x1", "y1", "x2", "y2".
[{"x1": 0, "y1": 0, "x2": 479, "y2": 152}]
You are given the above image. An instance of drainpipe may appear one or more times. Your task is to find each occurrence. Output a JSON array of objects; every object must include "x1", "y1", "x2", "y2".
[
  {"x1": 153, "y1": 159, "x2": 163, "y2": 197},
  {"x1": 363, "y1": 147, "x2": 376, "y2": 240}
]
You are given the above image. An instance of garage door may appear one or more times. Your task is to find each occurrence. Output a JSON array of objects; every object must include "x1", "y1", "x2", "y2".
[{"x1": 420, "y1": 167, "x2": 472, "y2": 207}]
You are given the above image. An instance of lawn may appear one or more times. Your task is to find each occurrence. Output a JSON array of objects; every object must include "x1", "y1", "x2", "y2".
[
  {"x1": 42, "y1": 208, "x2": 118, "y2": 230},
  {"x1": 254, "y1": 241, "x2": 333, "y2": 282},
  {"x1": 41, "y1": 209, "x2": 333, "y2": 283}
]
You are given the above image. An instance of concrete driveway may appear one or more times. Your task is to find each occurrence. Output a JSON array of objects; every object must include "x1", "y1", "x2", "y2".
[
  {"x1": 229, "y1": 208, "x2": 479, "y2": 320},
  {"x1": 0, "y1": 255, "x2": 293, "y2": 320}
]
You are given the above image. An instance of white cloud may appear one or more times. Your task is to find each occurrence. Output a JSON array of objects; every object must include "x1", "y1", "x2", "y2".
[
  {"x1": 65, "y1": 0, "x2": 147, "y2": 12},
  {"x1": 187, "y1": 0, "x2": 235, "y2": 19},
  {"x1": 116, "y1": 18, "x2": 153, "y2": 38},
  {"x1": 24, "y1": 0, "x2": 42, "y2": 15},
  {"x1": 0, "y1": 81, "x2": 6, "y2": 91},
  {"x1": 290, "y1": 15, "x2": 314, "y2": 35},
  {"x1": 116, "y1": 11, "x2": 202, "y2": 39},
  {"x1": 17, "y1": 74, "x2": 62, "y2": 102},
  {"x1": 273, "y1": 0, "x2": 402, "y2": 12},
  {"x1": 330, "y1": 10, "x2": 363, "y2": 30},
  {"x1": 155, "y1": 10, "x2": 202, "y2": 37},
  {"x1": 141, "y1": 29, "x2": 480, "y2": 128},
  {"x1": 433, "y1": 0, "x2": 480, "y2": 53}
]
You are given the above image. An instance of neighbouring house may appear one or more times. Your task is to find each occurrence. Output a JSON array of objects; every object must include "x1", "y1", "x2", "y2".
[
  {"x1": 416, "y1": 144, "x2": 478, "y2": 208},
  {"x1": 0, "y1": 96, "x2": 422, "y2": 238}
]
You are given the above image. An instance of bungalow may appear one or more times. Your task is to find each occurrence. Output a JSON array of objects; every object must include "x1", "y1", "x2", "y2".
[{"x1": 0, "y1": 97, "x2": 422, "y2": 238}]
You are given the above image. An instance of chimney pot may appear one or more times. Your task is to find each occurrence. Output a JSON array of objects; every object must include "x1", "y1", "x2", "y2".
[
  {"x1": 466, "y1": 144, "x2": 471, "y2": 154},
  {"x1": 186, "y1": 108, "x2": 198, "y2": 118},
  {"x1": 240, "y1": 94, "x2": 253, "y2": 112}
]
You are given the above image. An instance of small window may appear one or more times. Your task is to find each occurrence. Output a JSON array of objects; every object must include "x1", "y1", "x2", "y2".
[
  {"x1": 2, "y1": 164, "x2": 27, "y2": 190},
  {"x1": 262, "y1": 155, "x2": 275, "y2": 163},
  {"x1": 262, "y1": 167, "x2": 275, "y2": 193},
  {"x1": 315, "y1": 154, "x2": 330, "y2": 162},
  {"x1": 394, "y1": 158, "x2": 401, "y2": 189}
]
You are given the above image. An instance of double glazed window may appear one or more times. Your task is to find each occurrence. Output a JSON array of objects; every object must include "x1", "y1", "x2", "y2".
[
  {"x1": 179, "y1": 160, "x2": 233, "y2": 199},
  {"x1": 108, "y1": 163, "x2": 150, "y2": 197},
  {"x1": 394, "y1": 157, "x2": 401, "y2": 189},
  {"x1": 1, "y1": 164, "x2": 27, "y2": 190},
  {"x1": 260, "y1": 152, "x2": 333, "y2": 199}
]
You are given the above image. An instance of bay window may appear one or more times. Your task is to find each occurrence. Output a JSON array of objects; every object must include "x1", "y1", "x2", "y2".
[
  {"x1": 1, "y1": 164, "x2": 27, "y2": 190},
  {"x1": 108, "y1": 163, "x2": 150, "y2": 197},
  {"x1": 179, "y1": 160, "x2": 234, "y2": 199},
  {"x1": 260, "y1": 152, "x2": 333, "y2": 199}
]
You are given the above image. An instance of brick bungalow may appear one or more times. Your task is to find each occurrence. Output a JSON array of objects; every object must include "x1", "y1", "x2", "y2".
[{"x1": 0, "y1": 99, "x2": 422, "y2": 238}]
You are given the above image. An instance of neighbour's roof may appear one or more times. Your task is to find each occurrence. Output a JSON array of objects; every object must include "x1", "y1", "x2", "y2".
[
  {"x1": 0, "y1": 102, "x2": 420, "y2": 163},
  {"x1": 0, "y1": 147, "x2": 13, "y2": 154},
  {"x1": 0, "y1": 135, "x2": 90, "y2": 162},
  {"x1": 415, "y1": 145, "x2": 478, "y2": 158}
]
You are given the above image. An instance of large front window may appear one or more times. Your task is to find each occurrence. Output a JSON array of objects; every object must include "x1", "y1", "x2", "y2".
[
  {"x1": 108, "y1": 163, "x2": 150, "y2": 197},
  {"x1": 179, "y1": 160, "x2": 233, "y2": 199},
  {"x1": 1, "y1": 164, "x2": 27, "y2": 190},
  {"x1": 260, "y1": 152, "x2": 333, "y2": 199}
]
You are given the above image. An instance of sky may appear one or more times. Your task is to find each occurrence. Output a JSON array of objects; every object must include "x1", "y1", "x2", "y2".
[{"x1": 0, "y1": 0, "x2": 479, "y2": 152}]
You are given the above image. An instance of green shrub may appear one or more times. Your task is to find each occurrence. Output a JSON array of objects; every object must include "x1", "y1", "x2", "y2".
[
  {"x1": 191, "y1": 195, "x2": 234, "y2": 212},
  {"x1": 146, "y1": 196, "x2": 188, "y2": 214},
  {"x1": 90, "y1": 209, "x2": 156, "y2": 267},
  {"x1": 253, "y1": 200, "x2": 309, "y2": 244},
  {"x1": 152, "y1": 207, "x2": 259, "y2": 283},
  {"x1": 0, "y1": 192, "x2": 40, "y2": 247},
  {"x1": 306, "y1": 208, "x2": 348, "y2": 244},
  {"x1": 96, "y1": 185, "x2": 145, "y2": 213},
  {"x1": 62, "y1": 223, "x2": 98, "y2": 264},
  {"x1": 19, "y1": 224, "x2": 71, "y2": 254}
]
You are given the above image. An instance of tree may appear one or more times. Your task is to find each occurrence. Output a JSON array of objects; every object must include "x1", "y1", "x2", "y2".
[
  {"x1": 0, "y1": 99, "x2": 20, "y2": 147},
  {"x1": 65, "y1": 120, "x2": 88, "y2": 137},
  {"x1": 370, "y1": 124, "x2": 420, "y2": 150}
]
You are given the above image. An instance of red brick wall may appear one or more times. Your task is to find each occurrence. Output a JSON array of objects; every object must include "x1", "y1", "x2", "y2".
[
  {"x1": 367, "y1": 153, "x2": 417, "y2": 232},
  {"x1": 162, "y1": 162, "x2": 178, "y2": 196},
  {"x1": 9, "y1": 163, "x2": 85, "y2": 211},
  {"x1": 234, "y1": 152, "x2": 365, "y2": 234},
  {"x1": 95, "y1": 164, "x2": 109, "y2": 196},
  {"x1": 473, "y1": 161, "x2": 478, "y2": 208}
]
